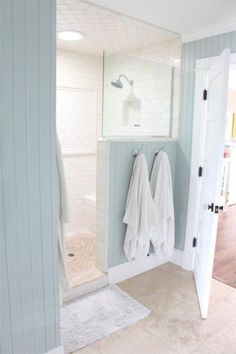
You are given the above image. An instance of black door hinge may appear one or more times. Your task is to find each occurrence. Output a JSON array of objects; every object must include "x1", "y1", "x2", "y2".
[
  {"x1": 193, "y1": 237, "x2": 197, "y2": 248},
  {"x1": 214, "y1": 205, "x2": 224, "y2": 214},
  {"x1": 198, "y1": 166, "x2": 203, "y2": 177},
  {"x1": 203, "y1": 89, "x2": 208, "y2": 100}
]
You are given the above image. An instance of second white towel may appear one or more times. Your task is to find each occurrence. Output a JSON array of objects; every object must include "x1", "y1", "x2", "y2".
[{"x1": 150, "y1": 151, "x2": 175, "y2": 258}]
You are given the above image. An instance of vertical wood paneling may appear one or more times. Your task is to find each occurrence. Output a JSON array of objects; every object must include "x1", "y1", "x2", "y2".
[
  {"x1": 231, "y1": 32, "x2": 236, "y2": 51},
  {"x1": 38, "y1": 2, "x2": 57, "y2": 350},
  {"x1": 211, "y1": 35, "x2": 219, "y2": 56},
  {"x1": 0, "y1": 1, "x2": 58, "y2": 354},
  {"x1": 25, "y1": 2, "x2": 47, "y2": 350},
  {"x1": 175, "y1": 31, "x2": 236, "y2": 250},
  {"x1": 1, "y1": 2, "x2": 26, "y2": 351},
  {"x1": 50, "y1": 1, "x2": 60, "y2": 344},
  {"x1": 0, "y1": 157, "x2": 13, "y2": 353},
  {"x1": 13, "y1": 1, "x2": 35, "y2": 351},
  {"x1": 108, "y1": 141, "x2": 177, "y2": 268}
]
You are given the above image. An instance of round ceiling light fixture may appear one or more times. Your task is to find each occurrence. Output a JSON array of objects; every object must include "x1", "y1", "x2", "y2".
[{"x1": 57, "y1": 30, "x2": 84, "y2": 41}]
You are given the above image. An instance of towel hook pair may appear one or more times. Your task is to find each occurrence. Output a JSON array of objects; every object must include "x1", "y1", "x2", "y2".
[{"x1": 133, "y1": 144, "x2": 165, "y2": 158}]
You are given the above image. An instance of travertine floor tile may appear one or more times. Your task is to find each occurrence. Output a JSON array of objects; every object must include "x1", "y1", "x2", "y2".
[
  {"x1": 71, "y1": 263, "x2": 236, "y2": 354},
  {"x1": 191, "y1": 317, "x2": 236, "y2": 354}
]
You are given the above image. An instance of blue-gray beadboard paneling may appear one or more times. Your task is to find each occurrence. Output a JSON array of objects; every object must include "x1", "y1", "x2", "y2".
[
  {"x1": 0, "y1": 1, "x2": 59, "y2": 354},
  {"x1": 175, "y1": 31, "x2": 236, "y2": 250},
  {"x1": 108, "y1": 141, "x2": 177, "y2": 267}
]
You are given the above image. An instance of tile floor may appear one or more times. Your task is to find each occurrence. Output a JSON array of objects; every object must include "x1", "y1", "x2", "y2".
[
  {"x1": 213, "y1": 204, "x2": 236, "y2": 288},
  {"x1": 65, "y1": 233, "x2": 104, "y2": 288},
  {"x1": 73, "y1": 263, "x2": 236, "y2": 354}
]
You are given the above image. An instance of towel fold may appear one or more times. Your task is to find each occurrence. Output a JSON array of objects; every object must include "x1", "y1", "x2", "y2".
[
  {"x1": 150, "y1": 151, "x2": 175, "y2": 258},
  {"x1": 56, "y1": 135, "x2": 70, "y2": 301},
  {"x1": 123, "y1": 154, "x2": 157, "y2": 261},
  {"x1": 56, "y1": 136, "x2": 69, "y2": 223}
]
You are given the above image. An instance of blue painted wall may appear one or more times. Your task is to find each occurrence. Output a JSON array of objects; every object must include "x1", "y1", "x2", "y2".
[
  {"x1": 108, "y1": 140, "x2": 177, "y2": 267},
  {"x1": 0, "y1": 1, "x2": 59, "y2": 353},
  {"x1": 1, "y1": 5, "x2": 235, "y2": 351},
  {"x1": 107, "y1": 31, "x2": 236, "y2": 267},
  {"x1": 175, "y1": 31, "x2": 236, "y2": 250}
]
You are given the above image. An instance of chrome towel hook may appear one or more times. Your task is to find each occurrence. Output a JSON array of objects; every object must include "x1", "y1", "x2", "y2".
[
  {"x1": 133, "y1": 145, "x2": 143, "y2": 157},
  {"x1": 154, "y1": 144, "x2": 165, "y2": 155}
]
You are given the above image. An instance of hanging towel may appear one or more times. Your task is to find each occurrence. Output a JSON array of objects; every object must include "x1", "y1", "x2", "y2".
[
  {"x1": 150, "y1": 151, "x2": 175, "y2": 258},
  {"x1": 56, "y1": 135, "x2": 70, "y2": 302},
  {"x1": 56, "y1": 136, "x2": 69, "y2": 223},
  {"x1": 123, "y1": 154, "x2": 157, "y2": 261}
]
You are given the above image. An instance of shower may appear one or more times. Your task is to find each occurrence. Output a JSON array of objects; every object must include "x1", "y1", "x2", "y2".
[{"x1": 111, "y1": 74, "x2": 134, "y2": 88}]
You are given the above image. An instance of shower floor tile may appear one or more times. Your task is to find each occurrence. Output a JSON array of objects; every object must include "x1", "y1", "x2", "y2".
[{"x1": 65, "y1": 233, "x2": 104, "y2": 288}]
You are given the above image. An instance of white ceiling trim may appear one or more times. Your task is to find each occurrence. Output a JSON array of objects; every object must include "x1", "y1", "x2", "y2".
[{"x1": 181, "y1": 18, "x2": 236, "y2": 43}]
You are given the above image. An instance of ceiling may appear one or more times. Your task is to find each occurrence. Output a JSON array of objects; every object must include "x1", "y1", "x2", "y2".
[
  {"x1": 87, "y1": 0, "x2": 236, "y2": 36},
  {"x1": 57, "y1": 0, "x2": 177, "y2": 55}
]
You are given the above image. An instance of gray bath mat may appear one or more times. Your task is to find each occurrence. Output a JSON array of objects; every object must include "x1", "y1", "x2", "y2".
[{"x1": 60, "y1": 285, "x2": 150, "y2": 353}]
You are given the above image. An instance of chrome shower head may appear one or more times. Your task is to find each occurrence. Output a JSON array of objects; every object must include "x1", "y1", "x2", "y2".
[
  {"x1": 111, "y1": 79, "x2": 123, "y2": 88},
  {"x1": 111, "y1": 74, "x2": 133, "y2": 89}
]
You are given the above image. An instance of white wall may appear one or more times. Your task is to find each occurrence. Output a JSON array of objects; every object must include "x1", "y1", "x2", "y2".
[
  {"x1": 103, "y1": 38, "x2": 182, "y2": 138},
  {"x1": 122, "y1": 38, "x2": 181, "y2": 139},
  {"x1": 57, "y1": 50, "x2": 103, "y2": 235},
  {"x1": 63, "y1": 154, "x2": 97, "y2": 234}
]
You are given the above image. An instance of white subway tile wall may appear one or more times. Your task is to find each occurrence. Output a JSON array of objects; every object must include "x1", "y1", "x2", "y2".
[
  {"x1": 103, "y1": 38, "x2": 182, "y2": 138},
  {"x1": 57, "y1": 50, "x2": 103, "y2": 236},
  {"x1": 57, "y1": 0, "x2": 177, "y2": 56},
  {"x1": 127, "y1": 38, "x2": 182, "y2": 139},
  {"x1": 57, "y1": 49, "x2": 103, "y2": 135},
  {"x1": 84, "y1": 195, "x2": 96, "y2": 235},
  {"x1": 57, "y1": 87, "x2": 97, "y2": 154},
  {"x1": 63, "y1": 154, "x2": 96, "y2": 235}
]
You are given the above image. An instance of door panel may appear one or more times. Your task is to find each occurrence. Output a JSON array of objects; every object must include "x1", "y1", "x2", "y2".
[{"x1": 194, "y1": 49, "x2": 230, "y2": 319}]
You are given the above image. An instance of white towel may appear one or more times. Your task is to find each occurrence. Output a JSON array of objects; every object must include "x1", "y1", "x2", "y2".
[
  {"x1": 150, "y1": 151, "x2": 175, "y2": 258},
  {"x1": 56, "y1": 136, "x2": 70, "y2": 301},
  {"x1": 123, "y1": 154, "x2": 157, "y2": 261},
  {"x1": 56, "y1": 136, "x2": 69, "y2": 223}
]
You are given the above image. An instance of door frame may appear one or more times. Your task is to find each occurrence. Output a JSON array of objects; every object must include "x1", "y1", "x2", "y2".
[{"x1": 183, "y1": 52, "x2": 236, "y2": 271}]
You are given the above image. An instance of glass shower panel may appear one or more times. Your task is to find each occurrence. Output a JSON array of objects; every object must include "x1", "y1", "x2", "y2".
[{"x1": 102, "y1": 52, "x2": 174, "y2": 137}]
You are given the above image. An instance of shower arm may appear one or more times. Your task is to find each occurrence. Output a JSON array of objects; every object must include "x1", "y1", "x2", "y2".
[{"x1": 119, "y1": 74, "x2": 134, "y2": 86}]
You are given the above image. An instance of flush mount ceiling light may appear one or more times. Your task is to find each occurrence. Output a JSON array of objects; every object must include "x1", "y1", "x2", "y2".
[{"x1": 57, "y1": 30, "x2": 84, "y2": 41}]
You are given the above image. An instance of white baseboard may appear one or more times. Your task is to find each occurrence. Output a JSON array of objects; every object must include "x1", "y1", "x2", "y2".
[
  {"x1": 108, "y1": 249, "x2": 183, "y2": 284},
  {"x1": 45, "y1": 346, "x2": 64, "y2": 354},
  {"x1": 170, "y1": 248, "x2": 183, "y2": 267},
  {"x1": 182, "y1": 249, "x2": 195, "y2": 271}
]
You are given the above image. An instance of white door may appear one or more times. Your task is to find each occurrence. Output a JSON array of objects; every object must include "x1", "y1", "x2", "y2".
[{"x1": 194, "y1": 49, "x2": 230, "y2": 319}]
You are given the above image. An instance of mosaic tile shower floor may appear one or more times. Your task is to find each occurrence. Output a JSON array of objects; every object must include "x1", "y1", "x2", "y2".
[{"x1": 65, "y1": 233, "x2": 104, "y2": 288}]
